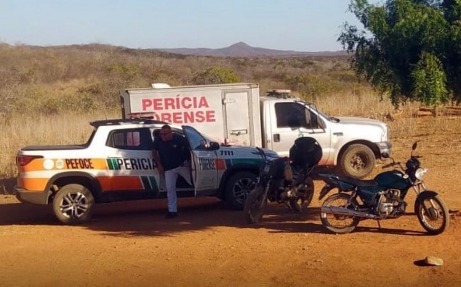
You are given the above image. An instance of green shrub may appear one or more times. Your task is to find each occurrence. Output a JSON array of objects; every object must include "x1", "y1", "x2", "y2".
[{"x1": 192, "y1": 66, "x2": 241, "y2": 84}]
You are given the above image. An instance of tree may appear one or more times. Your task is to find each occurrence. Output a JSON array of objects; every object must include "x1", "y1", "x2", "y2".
[
  {"x1": 339, "y1": 0, "x2": 461, "y2": 107},
  {"x1": 191, "y1": 66, "x2": 241, "y2": 85}
]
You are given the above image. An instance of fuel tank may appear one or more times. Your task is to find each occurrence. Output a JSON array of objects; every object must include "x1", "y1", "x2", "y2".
[{"x1": 374, "y1": 170, "x2": 411, "y2": 190}]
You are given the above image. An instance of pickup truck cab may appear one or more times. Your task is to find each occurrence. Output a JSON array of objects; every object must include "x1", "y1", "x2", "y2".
[
  {"x1": 259, "y1": 95, "x2": 391, "y2": 178},
  {"x1": 15, "y1": 119, "x2": 278, "y2": 224}
]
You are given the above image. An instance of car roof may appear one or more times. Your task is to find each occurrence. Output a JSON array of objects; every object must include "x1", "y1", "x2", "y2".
[
  {"x1": 90, "y1": 118, "x2": 168, "y2": 127},
  {"x1": 90, "y1": 119, "x2": 186, "y2": 134}
]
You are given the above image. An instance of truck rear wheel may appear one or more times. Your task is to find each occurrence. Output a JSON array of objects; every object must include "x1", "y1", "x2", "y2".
[
  {"x1": 224, "y1": 171, "x2": 258, "y2": 210},
  {"x1": 52, "y1": 184, "x2": 95, "y2": 225},
  {"x1": 338, "y1": 144, "x2": 375, "y2": 179}
]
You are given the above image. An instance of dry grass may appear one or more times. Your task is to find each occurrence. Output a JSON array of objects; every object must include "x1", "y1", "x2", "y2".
[
  {"x1": 0, "y1": 110, "x2": 118, "y2": 181},
  {"x1": 1, "y1": 92, "x2": 458, "y2": 182}
]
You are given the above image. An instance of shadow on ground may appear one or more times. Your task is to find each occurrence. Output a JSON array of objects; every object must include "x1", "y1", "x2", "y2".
[
  {"x1": 0, "y1": 178, "x2": 16, "y2": 194},
  {"x1": 0, "y1": 194, "x2": 430, "y2": 238}
]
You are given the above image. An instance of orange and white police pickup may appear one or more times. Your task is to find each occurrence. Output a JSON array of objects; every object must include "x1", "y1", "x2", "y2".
[{"x1": 15, "y1": 119, "x2": 278, "y2": 224}]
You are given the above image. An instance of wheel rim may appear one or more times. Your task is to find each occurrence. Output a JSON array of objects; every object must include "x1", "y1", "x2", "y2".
[
  {"x1": 350, "y1": 153, "x2": 367, "y2": 171},
  {"x1": 59, "y1": 192, "x2": 90, "y2": 219},
  {"x1": 322, "y1": 196, "x2": 357, "y2": 228},
  {"x1": 419, "y1": 198, "x2": 445, "y2": 231},
  {"x1": 233, "y1": 177, "x2": 257, "y2": 205}
]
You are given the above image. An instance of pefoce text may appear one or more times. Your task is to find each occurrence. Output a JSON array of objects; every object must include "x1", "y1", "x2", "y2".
[{"x1": 66, "y1": 159, "x2": 94, "y2": 169}]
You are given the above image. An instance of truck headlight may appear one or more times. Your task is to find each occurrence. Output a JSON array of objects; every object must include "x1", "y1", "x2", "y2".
[{"x1": 385, "y1": 128, "x2": 390, "y2": 142}]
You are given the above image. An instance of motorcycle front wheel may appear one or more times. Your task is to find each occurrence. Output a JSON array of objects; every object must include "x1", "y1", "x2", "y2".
[
  {"x1": 415, "y1": 195, "x2": 449, "y2": 235},
  {"x1": 244, "y1": 184, "x2": 268, "y2": 224},
  {"x1": 320, "y1": 193, "x2": 360, "y2": 234}
]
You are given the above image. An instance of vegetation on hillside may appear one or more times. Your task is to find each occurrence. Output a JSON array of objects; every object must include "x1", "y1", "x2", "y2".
[{"x1": 0, "y1": 43, "x2": 374, "y2": 117}]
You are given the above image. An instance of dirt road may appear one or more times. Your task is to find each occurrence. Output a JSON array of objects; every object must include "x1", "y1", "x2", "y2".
[{"x1": 1, "y1": 117, "x2": 461, "y2": 287}]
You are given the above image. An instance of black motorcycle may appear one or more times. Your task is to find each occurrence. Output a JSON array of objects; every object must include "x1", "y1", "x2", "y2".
[
  {"x1": 318, "y1": 141, "x2": 449, "y2": 235},
  {"x1": 244, "y1": 137, "x2": 322, "y2": 224}
]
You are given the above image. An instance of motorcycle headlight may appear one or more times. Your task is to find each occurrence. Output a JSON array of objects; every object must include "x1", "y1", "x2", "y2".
[{"x1": 414, "y1": 168, "x2": 427, "y2": 180}]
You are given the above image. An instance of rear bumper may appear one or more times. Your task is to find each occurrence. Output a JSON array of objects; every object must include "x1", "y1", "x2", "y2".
[
  {"x1": 15, "y1": 186, "x2": 49, "y2": 204},
  {"x1": 377, "y1": 141, "x2": 392, "y2": 158}
]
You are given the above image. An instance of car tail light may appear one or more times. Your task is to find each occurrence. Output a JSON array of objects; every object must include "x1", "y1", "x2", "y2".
[{"x1": 16, "y1": 155, "x2": 43, "y2": 166}]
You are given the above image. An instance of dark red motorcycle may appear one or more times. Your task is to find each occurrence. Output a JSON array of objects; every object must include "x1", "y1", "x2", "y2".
[{"x1": 244, "y1": 137, "x2": 322, "y2": 224}]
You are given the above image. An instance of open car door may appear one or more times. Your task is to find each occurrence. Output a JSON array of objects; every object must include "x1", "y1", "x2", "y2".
[{"x1": 182, "y1": 126, "x2": 220, "y2": 196}]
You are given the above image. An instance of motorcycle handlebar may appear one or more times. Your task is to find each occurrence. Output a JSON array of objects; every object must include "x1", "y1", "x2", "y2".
[{"x1": 382, "y1": 161, "x2": 404, "y2": 170}]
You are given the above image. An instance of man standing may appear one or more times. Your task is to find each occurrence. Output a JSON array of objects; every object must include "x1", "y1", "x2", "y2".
[{"x1": 152, "y1": 125, "x2": 192, "y2": 218}]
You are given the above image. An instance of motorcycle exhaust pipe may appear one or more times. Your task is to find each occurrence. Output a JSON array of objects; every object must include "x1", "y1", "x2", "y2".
[{"x1": 320, "y1": 206, "x2": 380, "y2": 219}]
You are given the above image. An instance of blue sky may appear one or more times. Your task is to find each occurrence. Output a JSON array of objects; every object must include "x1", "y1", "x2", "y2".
[{"x1": 0, "y1": 0, "x2": 381, "y2": 52}]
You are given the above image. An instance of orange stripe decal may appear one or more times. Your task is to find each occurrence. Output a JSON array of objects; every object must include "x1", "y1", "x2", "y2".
[{"x1": 215, "y1": 159, "x2": 226, "y2": 170}]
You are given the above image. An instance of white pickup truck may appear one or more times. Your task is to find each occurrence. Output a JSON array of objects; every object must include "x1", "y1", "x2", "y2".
[
  {"x1": 15, "y1": 119, "x2": 278, "y2": 224},
  {"x1": 121, "y1": 83, "x2": 392, "y2": 178}
]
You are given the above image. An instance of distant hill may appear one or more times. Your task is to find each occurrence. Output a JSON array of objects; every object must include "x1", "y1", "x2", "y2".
[{"x1": 158, "y1": 42, "x2": 347, "y2": 58}]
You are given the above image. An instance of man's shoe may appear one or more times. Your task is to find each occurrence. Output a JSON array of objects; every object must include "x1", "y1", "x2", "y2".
[{"x1": 165, "y1": 212, "x2": 178, "y2": 219}]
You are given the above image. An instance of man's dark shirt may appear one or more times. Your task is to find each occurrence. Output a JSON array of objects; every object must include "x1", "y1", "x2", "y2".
[{"x1": 153, "y1": 134, "x2": 189, "y2": 171}]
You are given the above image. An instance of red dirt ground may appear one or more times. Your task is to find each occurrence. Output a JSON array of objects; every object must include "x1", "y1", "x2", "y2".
[{"x1": 1, "y1": 116, "x2": 460, "y2": 287}]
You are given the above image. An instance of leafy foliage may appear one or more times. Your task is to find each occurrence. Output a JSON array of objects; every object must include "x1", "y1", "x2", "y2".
[
  {"x1": 411, "y1": 52, "x2": 448, "y2": 105},
  {"x1": 339, "y1": 0, "x2": 461, "y2": 107},
  {"x1": 192, "y1": 66, "x2": 241, "y2": 84}
]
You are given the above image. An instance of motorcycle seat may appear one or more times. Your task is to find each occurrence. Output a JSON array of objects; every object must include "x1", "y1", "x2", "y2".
[{"x1": 341, "y1": 176, "x2": 379, "y2": 187}]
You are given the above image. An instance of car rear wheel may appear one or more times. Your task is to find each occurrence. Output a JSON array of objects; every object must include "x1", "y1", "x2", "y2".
[
  {"x1": 338, "y1": 144, "x2": 375, "y2": 179},
  {"x1": 52, "y1": 184, "x2": 95, "y2": 225}
]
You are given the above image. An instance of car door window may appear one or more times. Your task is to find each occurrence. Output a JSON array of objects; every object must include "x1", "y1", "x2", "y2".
[
  {"x1": 107, "y1": 128, "x2": 153, "y2": 150},
  {"x1": 275, "y1": 102, "x2": 309, "y2": 128},
  {"x1": 183, "y1": 126, "x2": 210, "y2": 150},
  {"x1": 274, "y1": 102, "x2": 322, "y2": 129}
]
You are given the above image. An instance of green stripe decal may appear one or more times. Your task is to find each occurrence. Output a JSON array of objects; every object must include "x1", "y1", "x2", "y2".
[
  {"x1": 106, "y1": 158, "x2": 120, "y2": 170},
  {"x1": 106, "y1": 158, "x2": 113, "y2": 170},
  {"x1": 148, "y1": 176, "x2": 159, "y2": 192},
  {"x1": 229, "y1": 158, "x2": 262, "y2": 166},
  {"x1": 141, "y1": 176, "x2": 150, "y2": 189},
  {"x1": 141, "y1": 176, "x2": 159, "y2": 193}
]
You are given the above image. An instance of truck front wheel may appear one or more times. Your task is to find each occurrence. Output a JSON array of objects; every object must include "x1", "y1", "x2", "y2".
[
  {"x1": 224, "y1": 172, "x2": 258, "y2": 210},
  {"x1": 338, "y1": 144, "x2": 375, "y2": 179},
  {"x1": 52, "y1": 184, "x2": 95, "y2": 225}
]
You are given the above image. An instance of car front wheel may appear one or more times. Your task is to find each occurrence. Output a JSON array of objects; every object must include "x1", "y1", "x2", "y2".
[{"x1": 224, "y1": 171, "x2": 258, "y2": 210}]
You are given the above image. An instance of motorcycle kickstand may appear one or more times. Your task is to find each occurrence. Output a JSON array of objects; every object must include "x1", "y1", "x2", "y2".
[{"x1": 376, "y1": 220, "x2": 382, "y2": 229}]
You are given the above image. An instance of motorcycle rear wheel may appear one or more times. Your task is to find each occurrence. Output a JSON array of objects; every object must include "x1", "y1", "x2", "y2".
[
  {"x1": 415, "y1": 195, "x2": 449, "y2": 235},
  {"x1": 320, "y1": 193, "x2": 360, "y2": 234},
  {"x1": 244, "y1": 185, "x2": 268, "y2": 224},
  {"x1": 287, "y1": 177, "x2": 315, "y2": 213},
  {"x1": 298, "y1": 176, "x2": 315, "y2": 208}
]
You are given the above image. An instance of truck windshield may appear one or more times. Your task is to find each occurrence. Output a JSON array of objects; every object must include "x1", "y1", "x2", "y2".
[{"x1": 299, "y1": 101, "x2": 335, "y2": 122}]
